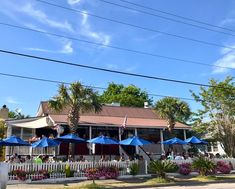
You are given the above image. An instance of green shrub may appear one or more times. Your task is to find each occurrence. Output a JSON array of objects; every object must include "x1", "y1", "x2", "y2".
[
  {"x1": 65, "y1": 164, "x2": 71, "y2": 177},
  {"x1": 129, "y1": 163, "x2": 139, "y2": 176},
  {"x1": 149, "y1": 160, "x2": 178, "y2": 178},
  {"x1": 192, "y1": 156, "x2": 216, "y2": 176}
]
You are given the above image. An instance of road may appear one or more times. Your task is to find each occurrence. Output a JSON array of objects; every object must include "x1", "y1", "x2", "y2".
[{"x1": 7, "y1": 182, "x2": 235, "y2": 189}]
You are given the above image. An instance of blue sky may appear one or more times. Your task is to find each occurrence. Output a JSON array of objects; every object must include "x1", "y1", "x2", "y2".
[{"x1": 0, "y1": 0, "x2": 234, "y2": 116}]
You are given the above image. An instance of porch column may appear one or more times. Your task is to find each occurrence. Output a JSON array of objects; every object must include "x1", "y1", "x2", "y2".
[
  {"x1": 118, "y1": 127, "x2": 122, "y2": 155},
  {"x1": 6, "y1": 125, "x2": 12, "y2": 159},
  {"x1": 160, "y1": 129, "x2": 165, "y2": 154},
  {"x1": 89, "y1": 126, "x2": 92, "y2": 155},
  {"x1": 134, "y1": 128, "x2": 139, "y2": 154},
  {"x1": 183, "y1": 129, "x2": 187, "y2": 140}
]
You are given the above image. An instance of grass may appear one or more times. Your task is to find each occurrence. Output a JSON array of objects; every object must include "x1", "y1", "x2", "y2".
[
  {"x1": 190, "y1": 175, "x2": 223, "y2": 182},
  {"x1": 146, "y1": 177, "x2": 173, "y2": 184},
  {"x1": 57, "y1": 183, "x2": 105, "y2": 189}
]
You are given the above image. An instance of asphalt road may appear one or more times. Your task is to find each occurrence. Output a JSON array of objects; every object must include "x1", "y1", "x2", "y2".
[{"x1": 7, "y1": 182, "x2": 235, "y2": 189}]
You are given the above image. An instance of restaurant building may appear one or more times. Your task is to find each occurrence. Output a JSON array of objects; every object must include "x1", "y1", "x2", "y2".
[{"x1": 5, "y1": 101, "x2": 191, "y2": 159}]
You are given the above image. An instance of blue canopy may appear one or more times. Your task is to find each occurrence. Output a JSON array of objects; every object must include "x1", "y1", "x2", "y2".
[
  {"x1": 31, "y1": 137, "x2": 61, "y2": 148},
  {"x1": 3, "y1": 136, "x2": 30, "y2": 146},
  {"x1": 185, "y1": 136, "x2": 208, "y2": 144},
  {"x1": 161, "y1": 137, "x2": 188, "y2": 145},
  {"x1": 0, "y1": 139, "x2": 6, "y2": 146},
  {"x1": 56, "y1": 133, "x2": 86, "y2": 143},
  {"x1": 87, "y1": 135, "x2": 119, "y2": 145},
  {"x1": 119, "y1": 136, "x2": 151, "y2": 146}
]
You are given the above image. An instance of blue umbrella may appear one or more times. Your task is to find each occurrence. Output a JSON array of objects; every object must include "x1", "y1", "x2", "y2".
[
  {"x1": 161, "y1": 137, "x2": 188, "y2": 145},
  {"x1": 119, "y1": 136, "x2": 151, "y2": 146},
  {"x1": 3, "y1": 136, "x2": 30, "y2": 146},
  {"x1": 56, "y1": 133, "x2": 86, "y2": 143},
  {"x1": 185, "y1": 136, "x2": 208, "y2": 144},
  {"x1": 0, "y1": 139, "x2": 6, "y2": 146},
  {"x1": 31, "y1": 137, "x2": 61, "y2": 148},
  {"x1": 87, "y1": 135, "x2": 118, "y2": 145}
]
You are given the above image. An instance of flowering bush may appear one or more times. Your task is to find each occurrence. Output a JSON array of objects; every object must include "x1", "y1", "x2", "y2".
[
  {"x1": 85, "y1": 166, "x2": 119, "y2": 180},
  {"x1": 11, "y1": 170, "x2": 27, "y2": 181},
  {"x1": 179, "y1": 163, "x2": 191, "y2": 175},
  {"x1": 216, "y1": 161, "x2": 231, "y2": 174}
]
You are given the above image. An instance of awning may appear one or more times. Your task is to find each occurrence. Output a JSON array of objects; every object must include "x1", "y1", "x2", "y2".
[{"x1": 6, "y1": 116, "x2": 54, "y2": 129}]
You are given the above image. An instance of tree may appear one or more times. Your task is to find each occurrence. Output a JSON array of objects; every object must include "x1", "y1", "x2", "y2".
[
  {"x1": 191, "y1": 76, "x2": 235, "y2": 157},
  {"x1": 49, "y1": 82, "x2": 102, "y2": 133},
  {"x1": 154, "y1": 97, "x2": 191, "y2": 132},
  {"x1": 100, "y1": 82, "x2": 152, "y2": 107},
  {"x1": 8, "y1": 109, "x2": 30, "y2": 119},
  {"x1": 0, "y1": 121, "x2": 6, "y2": 161}
]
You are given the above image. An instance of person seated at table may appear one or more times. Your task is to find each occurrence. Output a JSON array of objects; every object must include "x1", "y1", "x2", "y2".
[
  {"x1": 25, "y1": 155, "x2": 32, "y2": 163},
  {"x1": 13, "y1": 155, "x2": 21, "y2": 163},
  {"x1": 67, "y1": 155, "x2": 74, "y2": 162},
  {"x1": 175, "y1": 153, "x2": 184, "y2": 160},
  {"x1": 43, "y1": 155, "x2": 49, "y2": 162},
  {"x1": 34, "y1": 155, "x2": 43, "y2": 164},
  {"x1": 77, "y1": 155, "x2": 85, "y2": 162},
  {"x1": 119, "y1": 153, "x2": 125, "y2": 161}
]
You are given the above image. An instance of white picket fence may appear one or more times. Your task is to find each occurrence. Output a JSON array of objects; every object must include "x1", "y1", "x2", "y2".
[{"x1": 8, "y1": 161, "x2": 136, "y2": 181}]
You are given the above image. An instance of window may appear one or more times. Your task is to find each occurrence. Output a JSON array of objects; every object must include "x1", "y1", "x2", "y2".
[
  {"x1": 213, "y1": 142, "x2": 218, "y2": 152},
  {"x1": 11, "y1": 127, "x2": 21, "y2": 137}
]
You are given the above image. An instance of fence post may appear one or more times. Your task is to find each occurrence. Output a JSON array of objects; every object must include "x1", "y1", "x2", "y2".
[
  {"x1": 0, "y1": 163, "x2": 8, "y2": 189},
  {"x1": 144, "y1": 160, "x2": 148, "y2": 175}
]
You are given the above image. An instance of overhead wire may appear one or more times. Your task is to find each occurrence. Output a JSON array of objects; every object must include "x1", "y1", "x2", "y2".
[
  {"x1": 119, "y1": 0, "x2": 235, "y2": 33},
  {"x1": 0, "y1": 49, "x2": 213, "y2": 88},
  {"x1": 0, "y1": 71, "x2": 197, "y2": 102},
  {"x1": 35, "y1": 0, "x2": 235, "y2": 50},
  {"x1": 0, "y1": 22, "x2": 235, "y2": 71},
  {"x1": 99, "y1": 0, "x2": 235, "y2": 37}
]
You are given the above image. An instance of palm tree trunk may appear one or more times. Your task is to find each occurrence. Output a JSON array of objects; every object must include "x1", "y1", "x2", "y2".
[
  {"x1": 167, "y1": 119, "x2": 175, "y2": 133},
  {"x1": 68, "y1": 106, "x2": 80, "y2": 157}
]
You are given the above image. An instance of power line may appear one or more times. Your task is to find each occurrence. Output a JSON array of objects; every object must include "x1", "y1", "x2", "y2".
[
  {"x1": 1, "y1": 22, "x2": 235, "y2": 71},
  {"x1": 0, "y1": 71, "x2": 196, "y2": 102},
  {"x1": 0, "y1": 49, "x2": 212, "y2": 87},
  {"x1": 99, "y1": 0, "x2": 235, "y2": 37},
  {"x1": 119, "y1": 0, "x2": 235, "y2": 33},
  {"x1": 35, "y1": 0, "x2": 235, "y2": 50}
]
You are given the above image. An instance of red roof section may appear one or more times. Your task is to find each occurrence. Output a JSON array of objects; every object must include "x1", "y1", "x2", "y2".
[{"x1": 39, "y1": 101, "x2": 190, "y2": 129}]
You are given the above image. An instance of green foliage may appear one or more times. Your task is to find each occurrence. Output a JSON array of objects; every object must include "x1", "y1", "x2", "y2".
[
  {"x1": 8, "y1": 110, "x2": 30, "y2": 119},
  {"x1": 147, "y1": 177, "x2": 172, "y2": 184},
  {"x1": 154, "y1": 97, "x2": 191, "y2": 131},
  {"x1": 81, "y1": 183, "x2": 105, "y2": 189},
  {"x1": 65, "y1": 164, "x2": 71, "y2": 177},
  {"x1": 148, "y1": 160, "x2": 178, "y2": 178},
  {"x1": 49, "y1": 82, "x2": 102, "y2": 133},
  {"x1": 100, "y1": 82, "x2": 153, "y2": 107},
  {"x1": 0, "y1": 121, "x2": 6, "y2": 161},
  {"x1": 191, "y1": 156, "x2": 216, "y2": 176},
  {"x1": 129, "y1": 163, "x2": 139, "y2": 176},
  {"x1": 191, "y1": 76, "x2": 235, "y2": 157}
]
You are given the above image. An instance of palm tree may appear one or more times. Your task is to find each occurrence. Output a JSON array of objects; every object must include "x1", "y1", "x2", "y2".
[
  {"x1": 49, "y1": 81, "x2": 102, "y2": 134},
  {"x1": 154, "y1": 97, "x2": 191, "y2": 132}
]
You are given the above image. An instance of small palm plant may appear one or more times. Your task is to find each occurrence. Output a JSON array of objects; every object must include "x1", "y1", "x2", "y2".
[
  {"x1": 192, "y1": 156, "x2": 216, "y2": 176},
  {"x1": 149, "y1": 160, "x2": 178, "y2": 178}
]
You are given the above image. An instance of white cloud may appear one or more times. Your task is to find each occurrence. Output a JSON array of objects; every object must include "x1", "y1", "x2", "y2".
[
  {"x1": 25, "y1": 41, "x2": 73, "y2": 54},
  {"x1": 20, "y1": 3, "x2": 74, "y2": 32},
  {"x1": 80, "y1": 11, "x2": 111, "y2": 46},
  {"x1": 67, "y1": 0, "x2": 82, "y2": 5},
  {"x1": 60, "y1": 41, "x2": 74, "y2": 54},
  {"x1": 106, "y1": 64, "x2": 118, "y2": 69},
  {"x1": 212, "y1": 46, "x2": 235, "y2": 74},
  {"x1": 6, "y1": 97, "x2": 21, "y2": 104}
]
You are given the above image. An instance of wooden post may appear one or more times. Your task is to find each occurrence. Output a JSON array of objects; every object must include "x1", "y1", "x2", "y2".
[
  {"x1": 160, "y1": 129, "x2": 164, "y2": 154},
  {"x1": 183, "y1": 129, "x2": 187, "y2": 140},
  {"x1": 134, "y1": 128, "x2": 139, "y2": 154}
]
